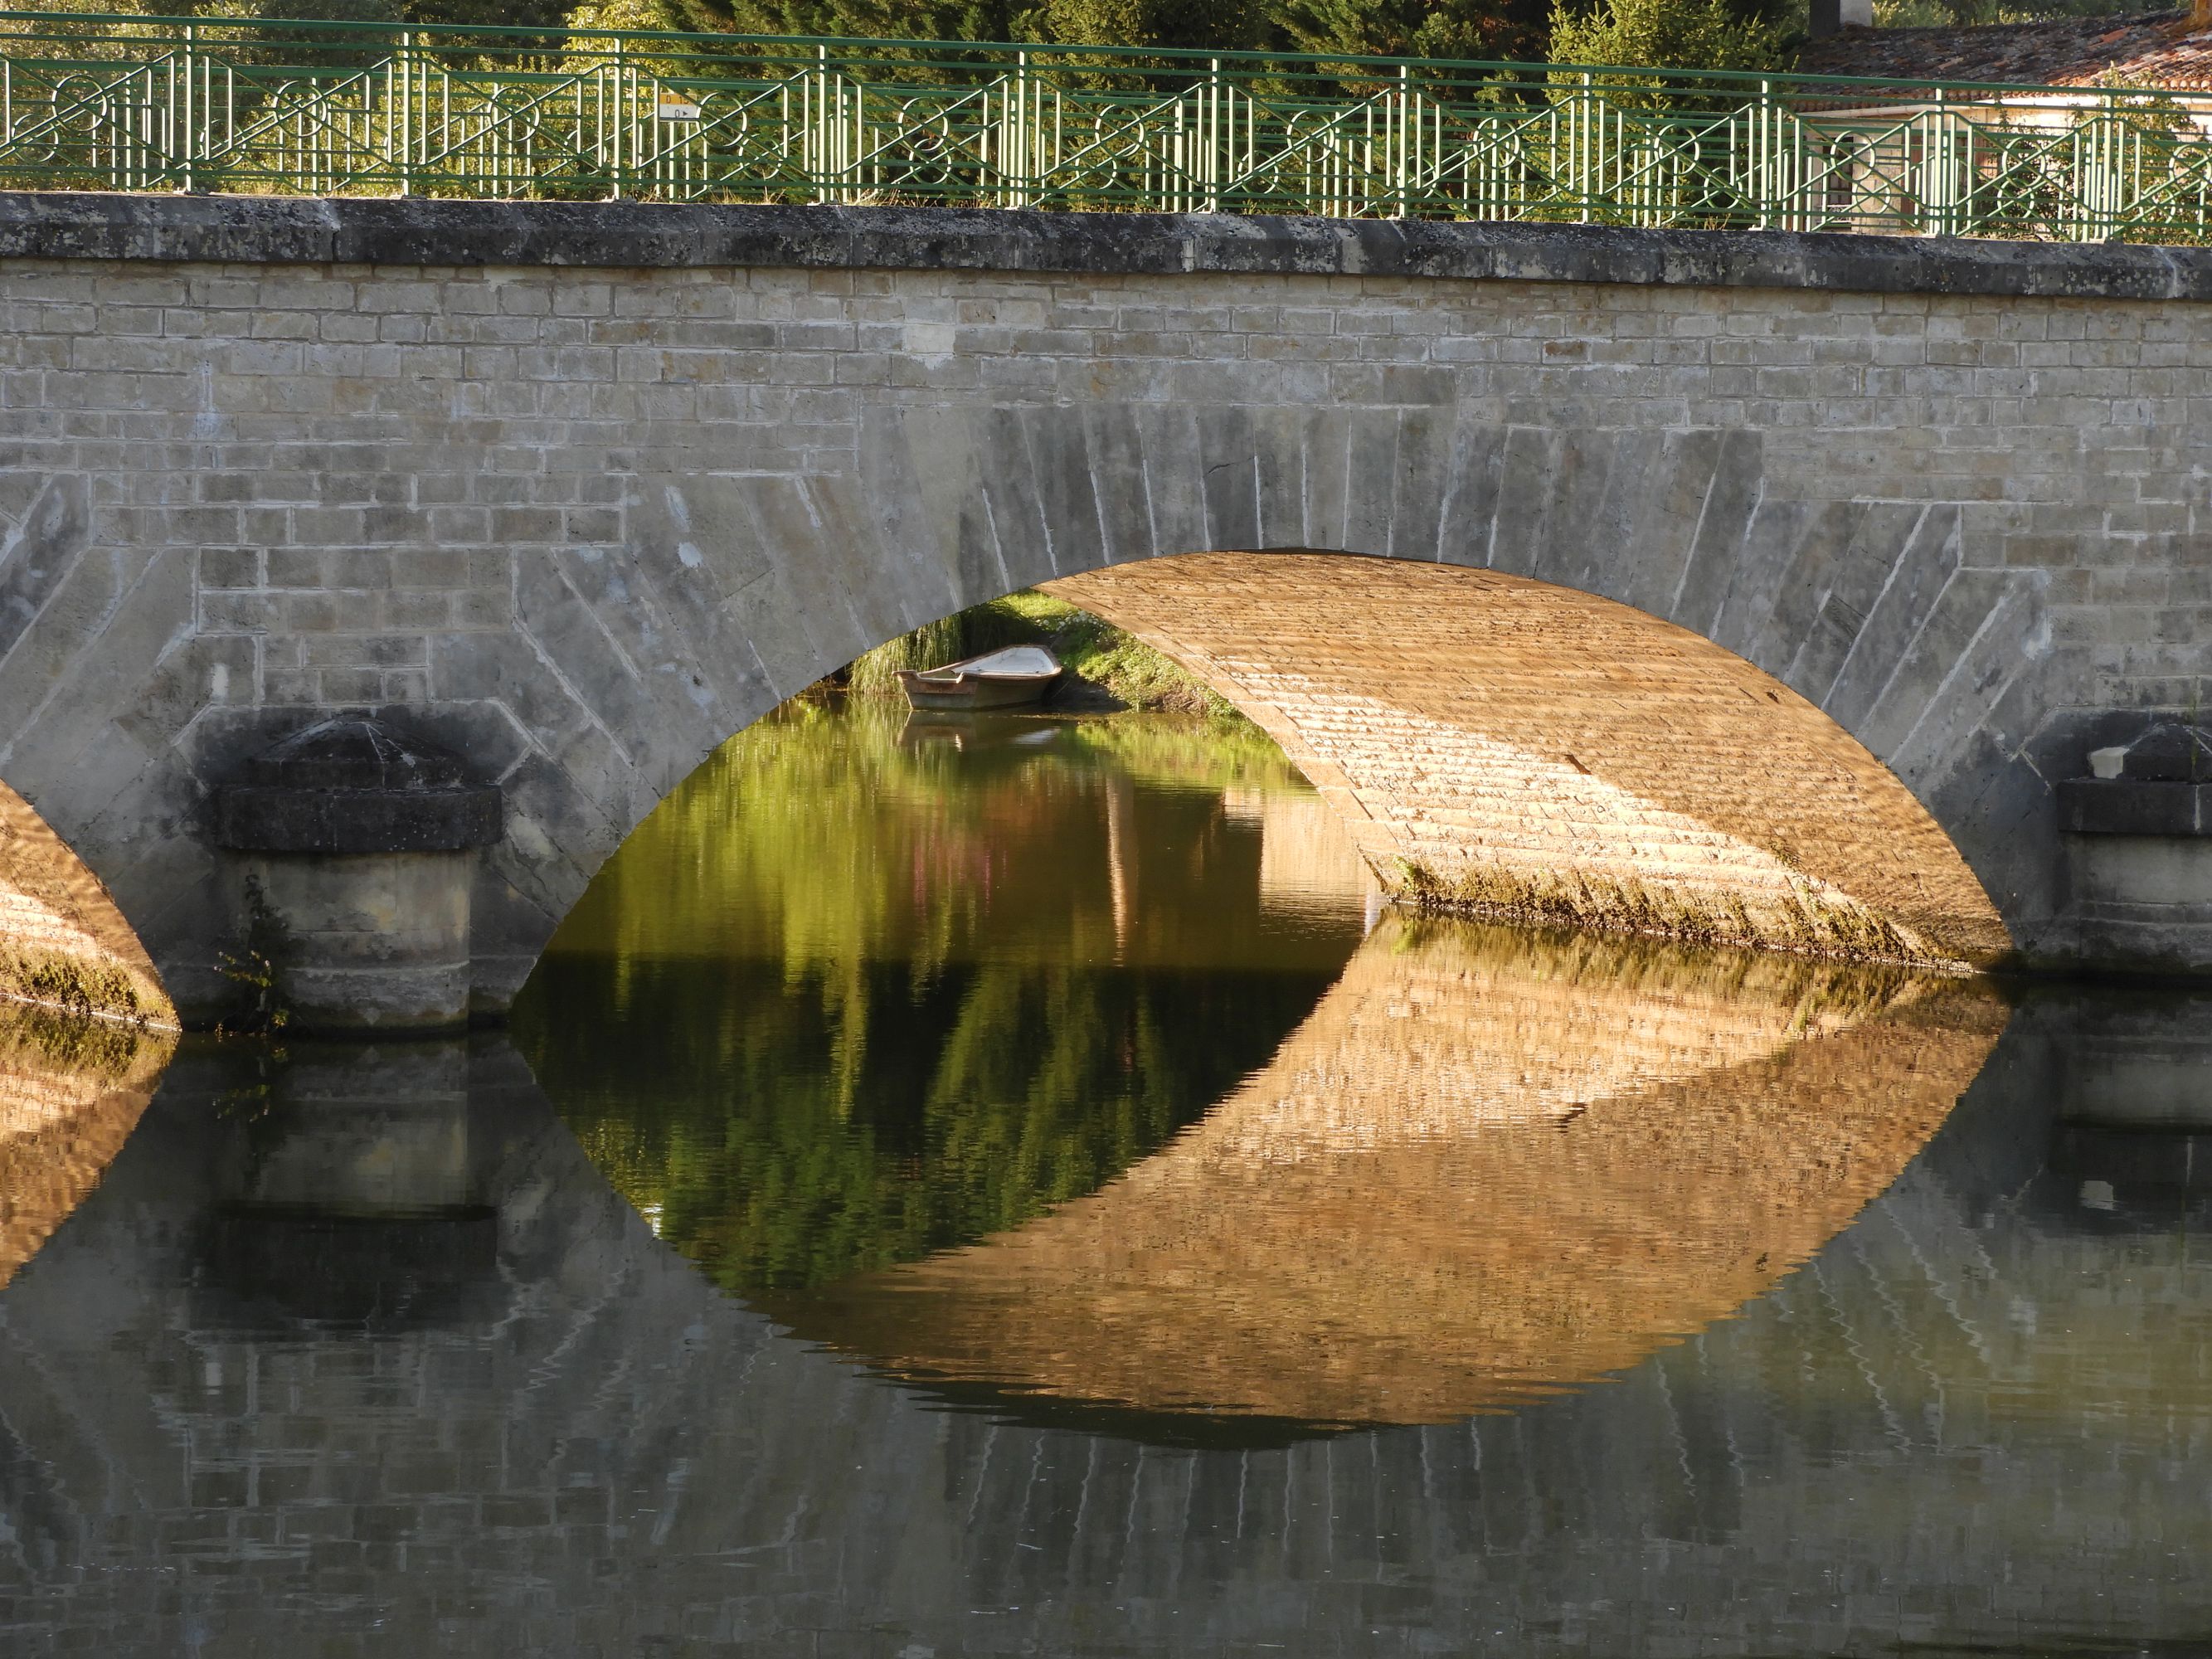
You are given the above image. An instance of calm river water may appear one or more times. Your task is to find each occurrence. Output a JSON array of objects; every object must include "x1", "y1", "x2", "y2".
[{"x1": 3, "y1": 701, "x2": 2212, "y2": 1656}]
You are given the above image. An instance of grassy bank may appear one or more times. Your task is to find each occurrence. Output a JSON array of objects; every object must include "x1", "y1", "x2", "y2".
[{"x1": 839, "y1": 592, "x2": 1232, "y2": 716}]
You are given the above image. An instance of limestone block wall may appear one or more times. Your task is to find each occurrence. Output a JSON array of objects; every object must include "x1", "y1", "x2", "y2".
[{"x1": 0, "y1": 197, "x2": 2206, "y2": 1014}]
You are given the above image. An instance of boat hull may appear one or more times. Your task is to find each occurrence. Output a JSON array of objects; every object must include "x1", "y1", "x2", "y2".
[{"x1": 897, "y1": 670, "x2": 1062, "y2": 711}]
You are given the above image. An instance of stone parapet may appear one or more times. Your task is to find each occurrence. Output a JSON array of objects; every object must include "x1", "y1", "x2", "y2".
[{"x1": 7, "y1": 192, "x2": 2212, "y2": 300}]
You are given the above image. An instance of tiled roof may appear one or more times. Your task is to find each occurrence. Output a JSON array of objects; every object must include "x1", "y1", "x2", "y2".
[{"x1": 1795, "y1": 10, "x2": 2212, "y2": 92}]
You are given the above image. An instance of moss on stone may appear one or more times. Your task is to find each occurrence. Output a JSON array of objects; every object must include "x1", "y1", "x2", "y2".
[
  {"x1": 1388, "y1": 854, "x2": 1946, "y2": 969},
  {"x1": 0, "y1": 944, "x2": 162, "y2": 1028}
]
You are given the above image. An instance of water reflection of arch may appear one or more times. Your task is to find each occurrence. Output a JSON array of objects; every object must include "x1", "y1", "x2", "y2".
[
  {"x1": 21, "y1": 990, "x2": 2212, "y2": 1655},
  {"x1": 774, "y1": 916, "x2": 2010, "y2": 1428},
  {"x1": 0, "y1": 1005, "x2": 171, "y2": 1290}
]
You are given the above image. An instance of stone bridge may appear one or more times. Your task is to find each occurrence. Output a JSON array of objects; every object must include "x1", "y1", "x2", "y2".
[{"x1": 1, "y1": 192, "x2": 2210, "y2": 1023}]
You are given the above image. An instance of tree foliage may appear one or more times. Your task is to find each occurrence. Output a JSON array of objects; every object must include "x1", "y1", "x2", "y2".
[
  {"x1": 1274, "y1": 0, "x2": 1541, "y2": 65},
  {"x1": 1546, "y1": 0, "x2": 1788, "y2": 73}
]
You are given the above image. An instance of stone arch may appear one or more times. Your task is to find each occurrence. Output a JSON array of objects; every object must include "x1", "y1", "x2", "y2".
[
  {"x1": 489, "y1": 405, "x2": 2022, "y2": 1001},
  {"x1": 0, "y1": 388, "x2": 2054, "y2": 1020},
  {"x1": 2, "y1": 405, "x2": 2039, "y2": 1019}
]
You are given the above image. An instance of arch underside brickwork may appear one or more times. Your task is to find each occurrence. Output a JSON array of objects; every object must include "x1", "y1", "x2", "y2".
[
  {"x1": 1053, "y1": 553, "x2": 2007, "y2": 966},
  {"x1": 1, "y1": 233, "x2": 2191, "y2": 1017},
  {"x1": 0, "y1": 779, "x2": 172, "y2": 1025}
]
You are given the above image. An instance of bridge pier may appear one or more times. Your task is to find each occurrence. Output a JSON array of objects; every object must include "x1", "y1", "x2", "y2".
[
  {"x1": 211, "y1": 718, "x2": 503, "y2": 1032},
  {"x1": 2058, "y1": 723, "x2": 2212, "y2": 980}
]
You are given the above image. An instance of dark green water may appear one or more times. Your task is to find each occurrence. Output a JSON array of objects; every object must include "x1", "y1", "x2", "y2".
[{"x1": 6, "y1": 702, "x2": 2212, "y2": 1656}]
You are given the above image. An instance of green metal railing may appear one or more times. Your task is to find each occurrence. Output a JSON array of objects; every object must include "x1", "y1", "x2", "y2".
[{"x1": 2, "y1": 9, "x2": 2210, "y2": 240}]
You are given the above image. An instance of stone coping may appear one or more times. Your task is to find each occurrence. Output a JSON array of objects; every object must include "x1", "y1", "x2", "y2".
[
  {"x1": 6, "y1": 191, "x2": 2212, "y2": 299},
  {"x1": 2059, "y1": 778, "x2": 2212, "y2": 837},
  {"x1": 214, "y1": 786, "x2": 504, "y2": 854}
]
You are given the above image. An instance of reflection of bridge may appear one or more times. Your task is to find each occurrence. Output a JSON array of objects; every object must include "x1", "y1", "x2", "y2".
[
  {"x1": 2, "y1": 193, "x2": 2209, "y2": 1026},
  {"x1": 0, "y1": 1008, "x2": 168, "y2": 1286},
  {"x1": 775, "y1": 915, "x2": 2004, "y2": 1423},
  {"x1": 8, "y1": 954, "x2": 2212, "y2": 1652}
]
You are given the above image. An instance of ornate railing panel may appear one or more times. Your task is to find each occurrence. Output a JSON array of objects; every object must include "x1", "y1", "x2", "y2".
[{"x1": 2, "y1": 10, "x2": 2210, "y2": 240}]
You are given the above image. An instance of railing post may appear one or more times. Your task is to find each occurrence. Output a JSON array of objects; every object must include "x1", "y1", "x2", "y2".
[
  {"x1": 1212, "y1": 60, "x2": 1229, "y2": 214},
  {"x1": 177, "y1": 22, "x2": 196, "y2": 192},
  {"x1": 395, "y1": 32, "x2": 411, "y2": 197},
  {"x1": 1016, "y1": 49, "x2": 1031, "y2": 209},
  {"x1": 1756, "y1": 78, "x2": 1772, "y2": 230},
  {"x1": 610, "y1": 34, "x2": 628, "y2": 199},
  {"x1": 1396, "y1": 62, "x2": 1410, "y2": 219},
  {"x1": 1930, "y1": 84, "x2": 1949, "y2": 237},
  {"x1": 811, "y1": 41, "x2": 826, "y2": 206},
  {"x1": 1578, "y1": 71, "x2": 1592, "y2": 223}
]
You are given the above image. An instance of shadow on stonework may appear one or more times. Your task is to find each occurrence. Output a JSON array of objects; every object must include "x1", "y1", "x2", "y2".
[{"x1": 767, "y1": 915, "x2": 2012, "y2": 1433}]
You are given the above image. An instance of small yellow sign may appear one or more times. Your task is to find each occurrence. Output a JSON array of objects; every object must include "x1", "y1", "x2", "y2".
[{"x1": 657, "y1": 89, "x2": 702, "y2": 121}]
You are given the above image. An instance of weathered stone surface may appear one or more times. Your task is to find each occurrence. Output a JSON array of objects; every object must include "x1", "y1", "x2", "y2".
[
  {"x1": 216, "y1": 786, "x2": 503, "y2": 854},
  {"x1": 214, "y1": 718, "x2": 503, "y2": 854},
  {"x1": 2054, "y1": 721, "x2": 2212, "y2": 971},
  {"x1": 2059, "y1": 777, "x2": 2210, "y2": 836},
  {"x1": 0, "y1": 194, "x2": 2207, "y2": 1015},
  {"x1": 202, "y1": 718, "x2": 500, "y2": 1029},
  {"x1": 227, "y1": 849, "x2": 479, "y2": 1032},
  {"x1": 2120, "y1": 721, "x2": 2212, "y2": 783},
  {"x1": 2062, "y1": 834, "x2": 2212, "y2": 975},
  {"x1": 7, "y1": 192, "x2": 2212, "y2": 300}
]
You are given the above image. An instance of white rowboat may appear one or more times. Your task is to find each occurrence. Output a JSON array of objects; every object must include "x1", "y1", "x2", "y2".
[{"x1": 896, "y1": 645, "x2": 1064, "y2": 711}]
